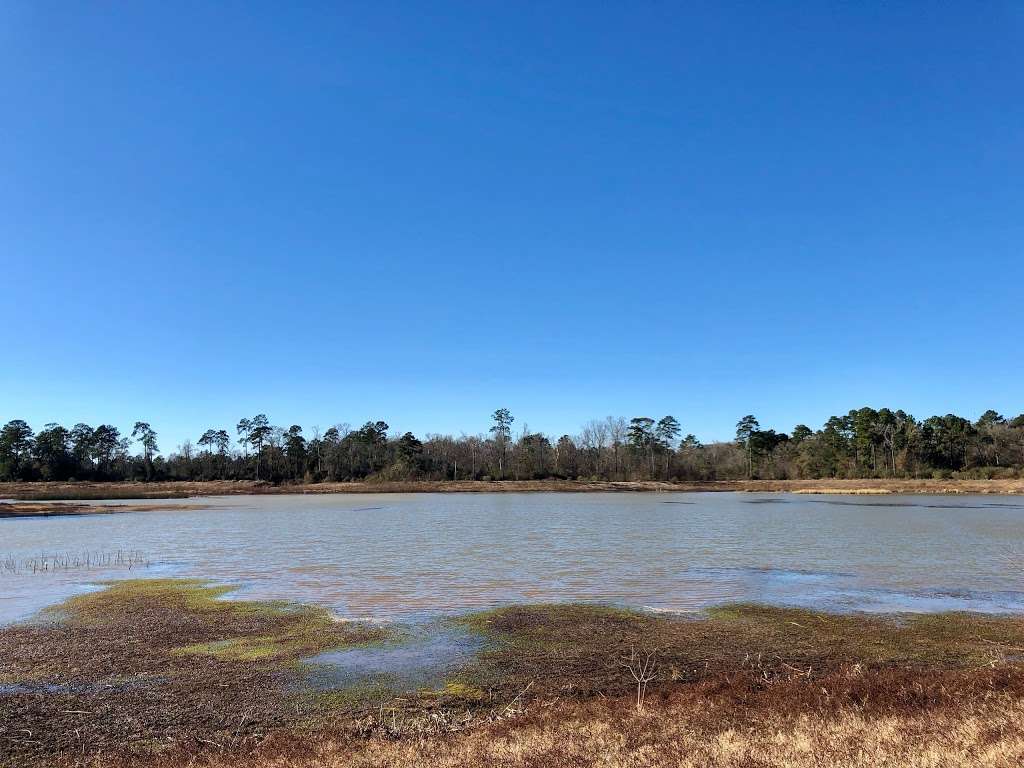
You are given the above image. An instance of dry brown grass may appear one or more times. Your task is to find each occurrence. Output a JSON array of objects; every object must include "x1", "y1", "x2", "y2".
[
  {"x1": 4, "y1": 477, "x2": 1023, "y2": 501},
  {"x1": 96, "y1": 695, "x2": 1024, "y2": 768}
]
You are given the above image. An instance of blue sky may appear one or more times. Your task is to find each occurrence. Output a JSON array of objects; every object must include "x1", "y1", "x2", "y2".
[{"x1": 3, "y1": 2, "x2": 1022, "y2": 452}]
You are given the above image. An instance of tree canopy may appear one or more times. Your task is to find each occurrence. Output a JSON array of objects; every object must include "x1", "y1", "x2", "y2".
[{"x1": 3, "y1": 405, "x2": 1024, "y2": 483}]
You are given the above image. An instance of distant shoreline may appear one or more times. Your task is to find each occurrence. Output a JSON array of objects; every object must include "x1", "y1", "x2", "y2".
[
  {"x1": 0, "y1": 501, "x2": 213, "y2": 518},
  {"x1": 2, "y1": 477, "x2": 1022, "y2": 502}
]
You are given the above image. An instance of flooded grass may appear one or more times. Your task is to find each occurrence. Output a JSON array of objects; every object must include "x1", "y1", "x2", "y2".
[
  {"x1": 2, "y1": 549, "x2": 149, "y2": 575},
  {"x1": 5, "y1": 582, "x2": 1024, "y2": 766},
  {"x1": 307, "y1": 622, "x2": 482, "y2": 692},
  {"x1": 0, "y1": 579, "x2": 388, "y2": 764}
]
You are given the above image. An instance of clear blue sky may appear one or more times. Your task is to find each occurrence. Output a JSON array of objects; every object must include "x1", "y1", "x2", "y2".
[{"x1": 3, "y1": 2, "x2": 1022, "y2": 453}]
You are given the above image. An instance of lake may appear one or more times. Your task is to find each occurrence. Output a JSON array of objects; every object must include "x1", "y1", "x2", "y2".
[{"x1": 2, "y1": 492, "x2": 1024, "y2": 624}]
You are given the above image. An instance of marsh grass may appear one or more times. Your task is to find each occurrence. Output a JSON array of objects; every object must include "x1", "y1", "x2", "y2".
[
  {"x1": 6, "y1": 589, "x2": 1024, "y2": 767},
  {"x1": 452, "y1": 602, "x2": 1024, "y2": 707},
  {"x1": 2, "y1": 549, "x2": 149, "y2": 575},
  {"x1": 0, "y1": 579, "x2": 389, "y2": 764}
]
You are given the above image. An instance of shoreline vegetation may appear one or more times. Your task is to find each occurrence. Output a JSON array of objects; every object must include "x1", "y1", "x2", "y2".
[
  {"x1": 1, "y1": 477, "x2": 1023, "y2": 505},
  {"x1": 3, "y1": 579, "x2": 1024, "y2": 767},
  {"x1": 3, "y1": 409, "x2": 1024, "y2": 491}
]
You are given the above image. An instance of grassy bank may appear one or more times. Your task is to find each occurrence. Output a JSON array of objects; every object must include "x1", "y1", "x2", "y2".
[
  {"x1": 145, "y1": 698, "x2": 1024, "y2": 768},
  {"x1": 3, "y1": 580, "x2": 1024, "y2": 766},
  {"x1": 4, "y1": 477, "x2": 1024, "y2": 501}
]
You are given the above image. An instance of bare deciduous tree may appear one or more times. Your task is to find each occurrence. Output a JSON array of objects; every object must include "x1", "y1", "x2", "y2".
[{"x1": 622, "y1": 645, "x2": 657, "y2": 712}]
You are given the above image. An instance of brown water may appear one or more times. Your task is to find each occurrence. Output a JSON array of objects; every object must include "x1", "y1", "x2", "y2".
[{"x1": 2, "y1": 492, "x2": 1024, "y2": 623}]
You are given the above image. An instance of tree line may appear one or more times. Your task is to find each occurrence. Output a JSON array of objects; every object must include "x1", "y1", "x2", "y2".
[{"x1": 2, "y1": 407, "x2": 1024, "y2": 484}]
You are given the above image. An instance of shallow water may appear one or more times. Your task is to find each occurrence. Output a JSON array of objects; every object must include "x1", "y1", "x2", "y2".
[
  {"x1": 307, "y1": 623, "x2": 483, "y2": 691},
  {"x1": 2, "y1": 492, "x2": 1024, "y2": 623}
]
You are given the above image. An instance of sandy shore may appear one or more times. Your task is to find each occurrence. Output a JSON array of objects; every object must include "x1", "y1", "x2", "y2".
[{"x1": 2, "y1": 477, "x2": 1022, "y2": 501}]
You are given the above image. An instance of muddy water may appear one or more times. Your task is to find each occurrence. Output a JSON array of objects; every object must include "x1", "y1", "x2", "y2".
[{"x1": 2, "y1": 492, "x2": 1024, "y2": 623}]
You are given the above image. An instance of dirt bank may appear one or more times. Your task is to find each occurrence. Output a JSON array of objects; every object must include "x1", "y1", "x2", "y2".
[
  {"x1": 3, "y1": 477, "x2": 1023, "y2": 501},
  {"x1": 0, "y1": 502, "x2": 215, "y2": 518}
]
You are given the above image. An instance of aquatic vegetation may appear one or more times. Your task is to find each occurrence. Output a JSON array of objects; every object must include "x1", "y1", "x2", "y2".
[
  {"x1": 5, "y1": 586, "x2": 1024, "y2": 766},
  {"x1": 307, "y1": 623, "x2": 481, "y2": 695},
  {"x1": 435, "y1": 680, "x2": 486, "y2": 702},
  {"x1": 175, "y1": 636, "x2": 299, "y2": 661},
  {"x1": 1, "y1": 549, "x2": 149, "y2": 575},
  {"x1": 454, "y1": 602, "x2": 1024, "y2": 706},
  {"x1": 0, "y1": 579, "x2": 387, "y2": 764}
]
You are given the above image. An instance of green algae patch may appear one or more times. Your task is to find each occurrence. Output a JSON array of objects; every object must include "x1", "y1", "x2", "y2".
[
  {"x1": 174, "y1": 622, "x2": 388, "y2": 662},
  {"x1": 309, "y1": 677, "x2": 404, "y2": 711},
  {"x1": 174, "y1": 636, "x2": 286, "y2": 661},
  {"x1": 307, "y1": 676, "x2": 487, "y2": 720},
  {"x1": 51, "y1": 578, "x2": 236, "y2": 623},
  {"x1": 39, "y1": 577, "x2": 391, "y2": 673},
  {"x1": 433, "y1": 680, "x2": 486, "y2": 702},
  {"x1": 52, "y1": 578, "x2": 386, "y2": 660}
]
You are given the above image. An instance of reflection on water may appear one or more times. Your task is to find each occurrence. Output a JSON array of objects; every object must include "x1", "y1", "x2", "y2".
[
  {"x1": 2, "y1": 492, "x2": 1024, "y2": 622},
  {"x1": 0, "y1": 677, "x2": 161, "y2": 695},
  {"x1": 805, "y1": 499, "x2": 1024, "y2": 509},
  {"x1": 307, "y1": 623, "x2": 482, "y2": 691}
]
